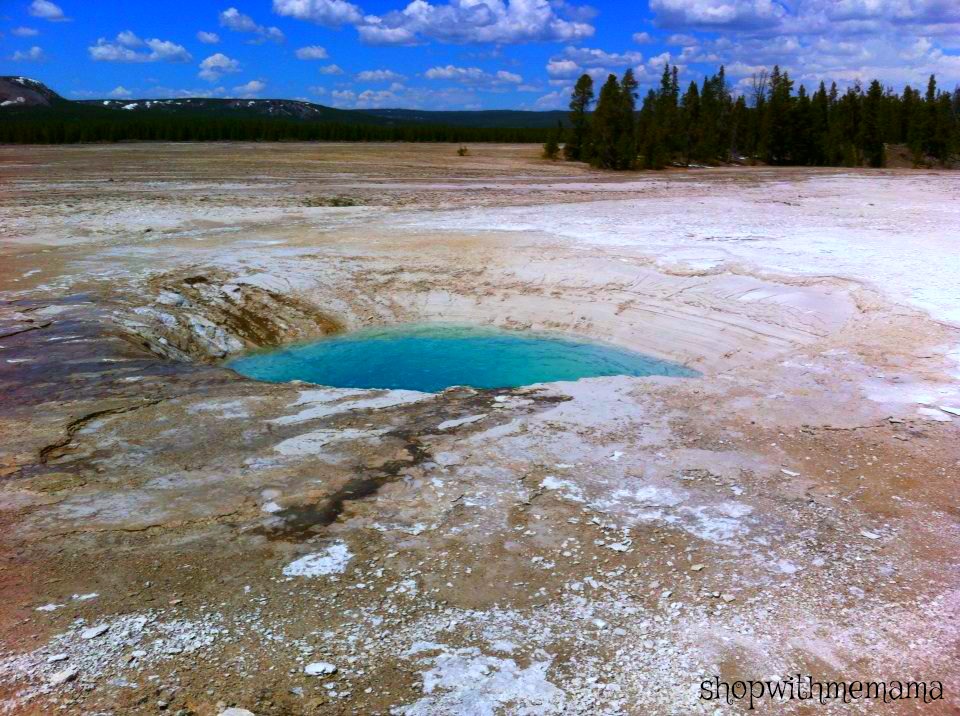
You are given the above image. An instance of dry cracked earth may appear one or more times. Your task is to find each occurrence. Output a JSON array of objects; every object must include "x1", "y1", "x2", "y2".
[{"x1": 0, "y1": 143, "x2": 958, "y2": 715}]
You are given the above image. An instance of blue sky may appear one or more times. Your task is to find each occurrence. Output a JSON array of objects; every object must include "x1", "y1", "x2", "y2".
[{"x1": 2, "y1": 0, "x2": 958, "y2": 110}]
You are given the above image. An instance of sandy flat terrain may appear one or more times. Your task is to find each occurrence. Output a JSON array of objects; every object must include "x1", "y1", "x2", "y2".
[{"x1": 0, "y1": 143, "x2": 958, "y2": 715}]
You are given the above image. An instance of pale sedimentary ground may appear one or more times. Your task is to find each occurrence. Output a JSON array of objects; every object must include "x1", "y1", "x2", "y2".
[{"x1": 0, "y1": 143, "x2": 958, "y2": 715}]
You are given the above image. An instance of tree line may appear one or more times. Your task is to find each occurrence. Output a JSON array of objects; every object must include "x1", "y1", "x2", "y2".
[
  {"x1": 553, "y1": 65, "x2": 960, "y2": 169},
  {"x1": 0, "y1": 114, "x2": 550, "y2": 145}
]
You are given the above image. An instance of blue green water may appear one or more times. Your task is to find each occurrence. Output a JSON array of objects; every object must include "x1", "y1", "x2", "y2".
[{"x1": 227, "y1": 325, "x2": 697, "y2": 392}]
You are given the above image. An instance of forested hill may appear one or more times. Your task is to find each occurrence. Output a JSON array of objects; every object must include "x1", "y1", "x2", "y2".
[
  {"x1": 1, "y1": 76, "x2": 564, "y2": 130},
  {"x1": 76, "y1": 97, "x2": 395, "y2": 125}
]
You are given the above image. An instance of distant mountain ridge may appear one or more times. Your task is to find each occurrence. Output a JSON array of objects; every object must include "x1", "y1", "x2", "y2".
[
  {"x1": 0, "y1": 76, "x2": 67, "y2": 107},
  {"x1": 76, "y1": 97, "x2": 393, "y2": 125},
  {"x1": 1, "y1": 77, "x2": 569, "y2": 129}
]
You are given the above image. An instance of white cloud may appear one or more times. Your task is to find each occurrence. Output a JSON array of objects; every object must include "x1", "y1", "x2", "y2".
[
  {"x1": 12, "y1": 27, "x2": 40, "y2": 37},
  {"x1": 318, "y1": 63, "x2": 345, "y2": 74},
  {"x1": 650, "y1": 0, "x2": 787, "y2": 29},
  {"x1": 89, "y1": 33, "x2": 192, "y2": 63},
  {"x1": 560, "y1": 45, "x2": 644, "y2": 67},
  {"x1": 330, "y1": 83, "x2": 481, "y2": 109},
  {"x1": 358, "y1": 0, "x2": 596, "y2": 45},
  {"x1": 632, "y1": 31, "x2": 655, "y2": 44},
  {"x1": 116, "y1": 30, "x2": 144, "y2": 47},
  {"x1": 356, "y1": 68, "x2": 405, "y2": 81},
  {"x1": 534, "y1": 88, "x2": 568, "y2": 108},
  {"x1": 276, "y1": 0, "x2": 595, "y2": 45},
  {"x1": 145, "y1": 39, "x2": 193, "y2": 61},
  {"x1": 356, "y1": 22, "x2": 418, "y2": 45},
  {"x1": 219, "y1": 7, "x2": 285, "y2": 43},
  {"x1": 28, "y1": 0, "x2": 66, "y2": 21},
  {"x1": 426, "y1": 65, "x2": 485, "y2": 81},
  {"x1": 296, "y1": 45, "x2": 329, "y2": 59},
  {"x1": 108, "y1": 86, "x2": 132, "y2": 98},
  {"x1": 197, "y1": 31, "x2": 221, "y2": 44},
  {"x1": 424, "y1": 64, "x2": 524, "y2": 86},
  {"x1": 147, "y1": 85, "x2": 227, "y2": 98},
  {"x1": 198, "y1": 52, "x2": 241, "y2": 81},
  {"x1": 234, "y1": 79, "x2": 267, "y2": 97},
  {"x1": 546, "y1": 58, "x2": 580, "y2": 77},
  {"x1": 272, "y1": 0, "x2": 364, "y2": 27},
  {"x1": 667, "y1": 33, "x2": 697, "y2": 45},
  {"x1": 12, "y1": 46, "x2": 46, "y2": 62}
]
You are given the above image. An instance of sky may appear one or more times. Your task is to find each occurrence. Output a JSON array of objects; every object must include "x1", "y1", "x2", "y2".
[{"x1": 1, "y1": 0, "x2": 959, "y2": 111}]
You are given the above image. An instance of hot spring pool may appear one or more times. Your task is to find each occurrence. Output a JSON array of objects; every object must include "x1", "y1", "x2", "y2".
[{"x1": 227, "y1": 325, "x2": 697, "y2": 392}]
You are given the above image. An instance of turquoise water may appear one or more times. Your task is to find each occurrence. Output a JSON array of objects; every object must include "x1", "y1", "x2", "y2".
[{"x1": 227, "y1": 325, "x2": 697, "y2": 392}]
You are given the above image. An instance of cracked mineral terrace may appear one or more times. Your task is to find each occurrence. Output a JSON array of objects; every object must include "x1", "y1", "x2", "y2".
[{"x1": 0, "y1": 143, "x2": 958, "y2": 715}]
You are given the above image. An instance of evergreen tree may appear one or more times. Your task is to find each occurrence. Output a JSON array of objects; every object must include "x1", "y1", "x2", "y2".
[
  {"x1": 564, "y1": 74, "x2": 594, "y2": 161},
  {"x1": 615, "y1": 69, "x2": 640, "y2": 169},
  {"x1": 860, "y1": 79, "x2": 886, "y2": 167},
  {"x1": 680, "y1": 81, "x2": 700, "y2": 164},
  {"x1": 789, "y1": 84, "x2": 814, "y2": 165},
  {"x1": 590, "y1": 74, "x2": 624, "y2": 169},
  {"x1": 542, "y1": 121, "x2": 562, "y2": 159},
  {"x1": 762, "y1": 65, "x2": 794, "y2": 164}
]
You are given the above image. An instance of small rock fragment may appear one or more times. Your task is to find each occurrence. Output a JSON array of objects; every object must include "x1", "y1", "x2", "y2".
[
  {"x1": 81, "y1": 624, "x2": 109, "y2": 640},
  {"x1": 304, "y1": 662, "x2": 338, "y2": 676},
  {"x1": 49, "y1": 667, "x2": 78, "y2": 685},
  {"x1": 47, "y1": 654, "x2": 69, "y2": 663},
  {"x1": 690, "y1": 564, "x2": 705, "y2": 572},
  {"x1": 861, "y1": 530, "x2": 881, "y2": 540}
]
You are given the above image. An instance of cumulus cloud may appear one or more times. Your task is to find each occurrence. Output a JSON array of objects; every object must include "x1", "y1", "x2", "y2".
[
  {"x1": 234, "y1": 79, "x2": 267, "y2": 97},
  {"x1": 424, "y1": 64, "x2": 524, "y2": 87},
  {"x1": 650, "y1": 0, "x2": 787, "y2": 30},
  {"x1": 12, "y1": 46, "x2": 46, "y2": 62},
  {"x1": 295, "y1": 45, "x2": 329, "y2": 59},
  {"x1": 198, "y1": 52, "x2": 241, "y2": 81},
  {"x1": 116, "y1": 30, "x2": 143, "y2": 47},
  {"x1": 545, "y1": 45, "x2": 646, "y2": 82},
  {"x1": 108, "y1": 86, "x2": 132, "y2": 98},
  {"x1": 147, "y1": 85, "x2": 227, "y2": 99},
  {"x1": 272, "y1": 0, "x2": 364, "y2": 27},
  {"x1": 318, "y1": 63, "x2": 345, "y2": 74},
  {"x1": 330, "y1": 83, "x2": 481, "y2": 109},
  {"x1": 197, "y1": 31, "x2": 221, "y2": 44},
  {"x1": 219, "y1": 7, "x2": 285, "y2": 43},
  {"x1": 638, "y1": 0, "x2": 960, "y2": 94},
  {"x1": 12, "y1": 27, "x2": 40, "y2": 37},
  {"x1": 89, "y1": 33, "x2": 193, "y2": 63},
  {"x1": 356, "y1": 68, "x2": 405, "y2": 81},
  {"x1": 546, "y1": 58, "x2": 580, "y2": 77},
  {"x1": 28, "y1": 0, "x2": 66, "y2": 21},
  {"x1": 533, "y1": 88, "x2": 568, "y2": 108},
  {"x1": 275, "y1": 0, "x2": 595, "y2": 45},
  {"x1": 560, "y1": 45, "x2": 644, "y2": 67},
  {"x1": 358, "y1": 0, "x2": 595, "y2": 45},
  {"x1": 632, "y1": 31, "x2": 655, "y2": 44}
]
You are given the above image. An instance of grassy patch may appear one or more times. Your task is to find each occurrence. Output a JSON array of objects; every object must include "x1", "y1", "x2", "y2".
[{"x1": 303, "y1": 195, "x2": 363, "y2": 207}]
